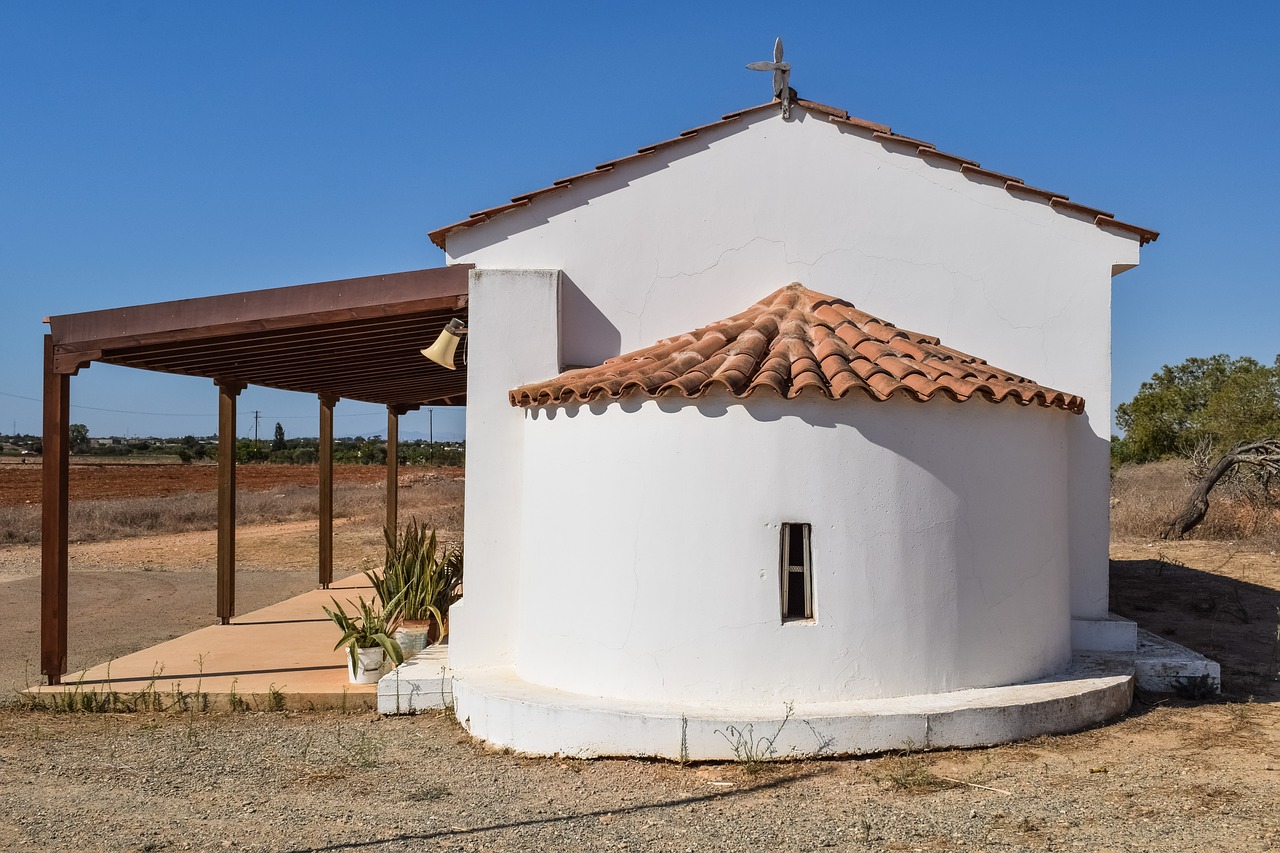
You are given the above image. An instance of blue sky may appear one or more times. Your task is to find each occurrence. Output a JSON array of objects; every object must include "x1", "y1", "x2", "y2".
[{"x1": 1, "y1": 2, "x2": 1276, "y2": 441}]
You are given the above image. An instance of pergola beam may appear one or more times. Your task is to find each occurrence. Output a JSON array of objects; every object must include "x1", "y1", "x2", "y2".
[{"x1": 78, "y1": 310, "x2": 462, "y2": 372}]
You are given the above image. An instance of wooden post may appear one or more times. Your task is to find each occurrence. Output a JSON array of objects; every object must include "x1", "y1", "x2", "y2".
[
  {"x1": 386, "y1": 406, "x2": 400, "y2": 538},
  {"x1": 319, "y1": 394, "x2": 337, "y2": 589},
  {"x1": 40, "y1": 335, "x2": 70, "y2": 685},
  {"x1": 215, "y1": 379, "x2": 245, "y2": 625}
]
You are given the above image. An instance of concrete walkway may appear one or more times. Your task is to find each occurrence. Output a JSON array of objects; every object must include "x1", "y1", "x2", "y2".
[{"x1": 28, "y1": 573, "x2": 385, "y2": 710}]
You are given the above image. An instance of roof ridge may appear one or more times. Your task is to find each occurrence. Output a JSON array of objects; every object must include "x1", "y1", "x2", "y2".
[
  {"x1": 510, "y1": 283, "x2": 1086, "y2": 414},
  {"x1": 429, "y1": 100, "x2": 1158, "y2": 250}
]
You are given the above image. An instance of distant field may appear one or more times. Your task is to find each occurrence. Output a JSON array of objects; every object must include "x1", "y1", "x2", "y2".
[{"x1": 0, "y1": 462, "x2": 460, "y2": 507}]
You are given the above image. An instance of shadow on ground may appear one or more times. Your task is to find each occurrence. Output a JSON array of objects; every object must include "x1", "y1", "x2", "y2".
[
  {"x1": 1111, "y1": 556, "x2": 1279, "y2": 700},
  {"x1": 294, "y1": 768, "x2": 825, "y2": 852}
]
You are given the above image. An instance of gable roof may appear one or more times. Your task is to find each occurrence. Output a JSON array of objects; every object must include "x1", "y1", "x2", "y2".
[
  {"x1": 510, "y1": 283, "x2": 1085, "y2": 413},
  {"x1": 431, "y1": 98, "x2": 1158, "y2": 250}
]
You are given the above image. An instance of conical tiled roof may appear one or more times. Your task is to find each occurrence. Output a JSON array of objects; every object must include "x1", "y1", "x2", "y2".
[{"x1": 509, "y1": 284, "x2": 1085, "y2": 414}]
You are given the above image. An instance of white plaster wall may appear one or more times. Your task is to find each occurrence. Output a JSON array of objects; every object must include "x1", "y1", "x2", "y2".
[
  {"x1": 446, "y1": 105, "x2": 1141, "y2": 627},
  {"x1": 447, "y1": 269, "x2": 560, "y2": 672},
  {"x1": 513, "y1": 392, "x2": 1072, "y2": 705}
]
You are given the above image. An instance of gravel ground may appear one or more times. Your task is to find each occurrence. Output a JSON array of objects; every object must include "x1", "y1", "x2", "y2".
[{"x1": 1, "y1": 699, "x2": 1276, "y2": 852}]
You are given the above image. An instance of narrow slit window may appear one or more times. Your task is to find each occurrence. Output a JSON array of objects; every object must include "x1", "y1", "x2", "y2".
[{"x1": 780, "y1": 522, "x2": 812, "y2": 621}]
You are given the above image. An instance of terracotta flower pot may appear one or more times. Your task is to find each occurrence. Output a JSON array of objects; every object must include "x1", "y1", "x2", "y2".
[{"x1": 393, "y1": 620, "x2": 433, "y2": 659}]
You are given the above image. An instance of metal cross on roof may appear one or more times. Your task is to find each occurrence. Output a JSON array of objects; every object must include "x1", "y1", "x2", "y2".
[{"x1": 746, "y1": 37, "x2": 793, "y2": 118}]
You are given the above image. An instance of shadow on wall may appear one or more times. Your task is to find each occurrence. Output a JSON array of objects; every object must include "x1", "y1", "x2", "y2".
[
  {"x1": 1111, "y1": 556, "x2": 1280, "y2": 701},
  {"x1": 560, "y1": 274, "x2": 621, "y2": 368}
]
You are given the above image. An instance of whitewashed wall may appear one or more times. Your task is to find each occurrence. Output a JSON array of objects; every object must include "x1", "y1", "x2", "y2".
[
  {"x1": 513, "y1": 392, "x2": 1072, "y2": 704},
  {"x1": 449, "y1": 103, "x2": 1142, "y2": 677},
  {"x1": 446, "y1": 268, "x2": 560, "y2": 672}
]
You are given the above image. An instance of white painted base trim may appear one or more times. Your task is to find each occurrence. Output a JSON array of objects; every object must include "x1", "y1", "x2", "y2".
[
  {"x1": 446, "y1": 655, "x2": 1135, "y2": 760},
  {"x1": 1071, "y1": 613, "x2": 1138, "y2": 652},
  {"x1": 380, "y1": 632, "x2": 1223, "y2": 753}
]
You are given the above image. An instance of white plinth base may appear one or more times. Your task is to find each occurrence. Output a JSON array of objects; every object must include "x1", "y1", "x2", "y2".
[
  {"x1": 380, "y1": 633, "x2": 1223, "y2": 754},
  {"x1": 1134, "y1": 629, "x2": 1221, "y2": 694},
  {"x1": 1072, "y1": 612, "x2": 1139, "y2": 652},
  {"x1": 446, "y1": 654, "x2": 1135, "y2": 760},
  {"x1": 377, "y1": 644, "x2": 452, "y2": 715}
]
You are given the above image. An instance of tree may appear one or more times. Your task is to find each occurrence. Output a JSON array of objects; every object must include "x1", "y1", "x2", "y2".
[
  {"x1": 272, "y1": 422, "x2": 287, "y2": 452},
  {"x1": 1114, "y1": 354, "x2": 1280, "y2": 464},
  {"x1": 1163, "y1": 438, "x2": 1280, "y2": 539},
  {"x1": 69, "y1": 423, "x2": 90, "y2": 454}
]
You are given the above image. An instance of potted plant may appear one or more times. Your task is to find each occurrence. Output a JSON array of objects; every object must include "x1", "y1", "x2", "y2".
[
  {"x1": 323, "y1": 593, "x2": 405, "y2": 684},
  {"x1": 369, "y1": 521, "x2": 464, "y2": 657}
]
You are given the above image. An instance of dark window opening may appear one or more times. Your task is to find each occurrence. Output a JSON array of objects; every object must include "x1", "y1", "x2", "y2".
[{"x1": 780, "y1": 522, "x2": 813, "y2": 621}]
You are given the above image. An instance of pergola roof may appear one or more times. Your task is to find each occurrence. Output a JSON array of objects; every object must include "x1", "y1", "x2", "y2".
[{"x1": 45, "y1": 266, "x2": 472, "y2": 409}]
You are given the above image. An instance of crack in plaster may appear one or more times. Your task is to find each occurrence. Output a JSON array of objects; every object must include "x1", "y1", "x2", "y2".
[
  {"x1": 610, "y1": 527, "x2": 643, "y2": 653},
  {"x1": 652, "y1": 235, "x2": 789, "y2": 283},
  {"x1": 978, "y1": 550, "x2": 1055, "y2": 611}
]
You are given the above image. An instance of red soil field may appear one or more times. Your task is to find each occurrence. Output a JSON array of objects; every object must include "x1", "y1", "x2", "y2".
[{"x1": 0, "y1": 462, "x2": 461, "y2": 507}]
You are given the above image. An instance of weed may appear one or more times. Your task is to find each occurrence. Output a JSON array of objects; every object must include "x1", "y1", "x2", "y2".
[
  {"x1": 131, "y1": 666, "x2": 165, "y2": 713},
  {"x1": 876, "y1": 741, "x2": 952, "y2": 793},
  {"x1": 802, "y1": 719, "x2": 837, "y2": 756},
  {"x1": 298, "y1": 731, "x2": 316, "y2": 764},
  {"x1": 715, "y1": 703, "x2": 794, "y2": 774},
  {"x1": 679, "y1": 715, "x2": 689, "y2": 766},
  {"x1": 439, "y1": 667, "x2": 456, "y2": 723},
  {"x1": 170, "y1": 683, "x2": 208, "y2": 713},
  {"x1": 266, "y1": 684, "x2": 286, "y2": 712},
  {"x1": 227, "y1": 679, "x2": 250, "y2": 713},
  {"x1": 1224, "y1": 699, "x2": 1259, "y2": 730},
  {"x1": 1171, "y1": 673, "x2": 1220, "y2": 700},
  {"x1": 336, "y1": 723, "x2": 383, "y2": 768},
  {"x1": 1224, "y1": 586, "x2": 1251, "y2": 624},
  {"x1": 406, "y1": 783, "x2": 451, "y2": 801}
]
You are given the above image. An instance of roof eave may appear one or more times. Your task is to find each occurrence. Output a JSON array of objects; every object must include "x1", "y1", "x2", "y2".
[{"x1": 430, "y1": 98, "x2": 1158, "y2": 250}]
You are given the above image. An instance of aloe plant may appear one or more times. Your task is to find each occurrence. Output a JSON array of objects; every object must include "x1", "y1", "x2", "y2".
[
  {"x1": 322, "y1": 593, "x2": 405, "y2": 672},
  {"x1": 368, "y1": 520, "x2": 464, "y2": 639}
]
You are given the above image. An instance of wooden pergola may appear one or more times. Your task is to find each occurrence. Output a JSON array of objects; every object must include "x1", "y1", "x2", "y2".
[{"x1": 41, "y1": 265, "x2": 471, "y2": 684}]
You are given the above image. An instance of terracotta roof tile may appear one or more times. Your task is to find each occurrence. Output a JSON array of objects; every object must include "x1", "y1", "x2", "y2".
[
  {"x1": 428, "y1": 99, "x2": 1158, "y2": 249},
  {"x1": 1006, "y1": 183, "x2": 1065, "y2": 203},
  {"x1": 960, "y1": 163, "x2": 1025, "y2": 186},
  {"x1": 510, "y1": 284, "x2": 1085, "y2": 414},
  {"x1": 918, "y1": 147, "x2": 981, "y2": 168}
]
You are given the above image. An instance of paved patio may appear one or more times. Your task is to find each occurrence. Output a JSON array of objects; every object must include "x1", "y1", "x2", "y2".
[{"x1": 28, "y1": 573, "x2": 385, "y2": 710}]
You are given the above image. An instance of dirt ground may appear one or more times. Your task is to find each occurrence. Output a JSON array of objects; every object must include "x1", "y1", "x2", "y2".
[
  {"x1": 0, "y1": 465, "x2": 1277, "y2": 851},
  {"x1": 1111, "y1": 538, "x2": 1280, "y2": 701},
  {"x1": 1, "y1": 464, "x2": 464, "y2": 695}
]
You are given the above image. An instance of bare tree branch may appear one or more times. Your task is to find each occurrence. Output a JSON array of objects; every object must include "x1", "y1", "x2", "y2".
[{"x1": 1163, "y1": 438, "x2": 1280, "y2": 539}]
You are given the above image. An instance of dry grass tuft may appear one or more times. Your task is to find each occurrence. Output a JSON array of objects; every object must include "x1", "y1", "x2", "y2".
[
  {"x1": 1111, "y1": 459, "x2": 1280, "y2": 547},
  {"x1": 0, "y1": 477, "x2": 464, "y2": 545}
]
